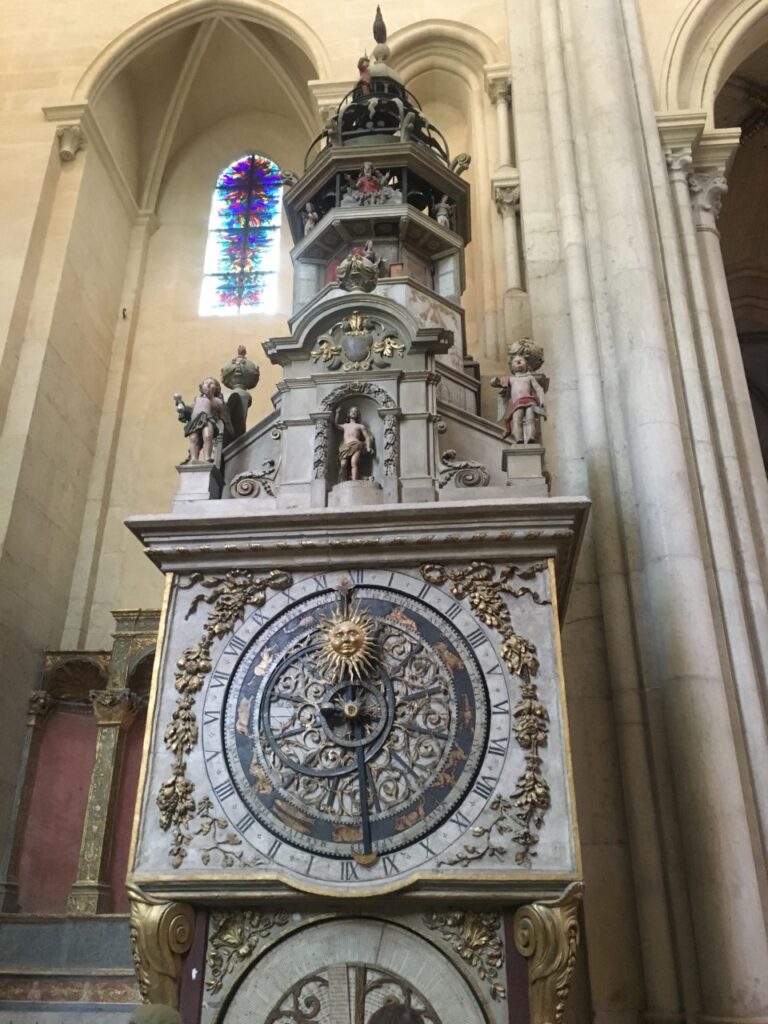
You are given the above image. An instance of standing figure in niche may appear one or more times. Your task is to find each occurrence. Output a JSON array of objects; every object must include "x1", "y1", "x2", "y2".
[
  {"x1": 334, "y1": 406, "x2": 374, "y2": 480},
  {"x1": 434, "y1": 195, "x2": 453, "y2": 229},
  {"x1": 301, "y1": 202, "x2": 319, "y2": 235},
  {"x1": 490, "y1": 353, "x2": 547, "y2": 444},
  {"x1": 174, "y1": 377, "x2": 229, "y2": 462}
]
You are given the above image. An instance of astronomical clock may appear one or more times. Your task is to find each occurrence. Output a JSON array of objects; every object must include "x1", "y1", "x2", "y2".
[{"x1": 127, "y1": 12, "x2": 586, "y2": 1024}]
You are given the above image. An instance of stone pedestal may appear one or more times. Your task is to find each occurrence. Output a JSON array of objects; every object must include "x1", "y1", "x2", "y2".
[
  {"x1": 173, "y1": 462, "x2": 223, "y2": 507},
  {"x1": 502, "y1": 445, "x2": 548, "y2": 497},
  {"x1": 327, "y1": 479, "x2": 384, "y2": 508}
]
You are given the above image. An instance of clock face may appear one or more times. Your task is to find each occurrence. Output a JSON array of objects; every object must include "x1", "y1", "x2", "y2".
[{"x1": 201, "y1": 568, "x2": 512, "y2": 888}]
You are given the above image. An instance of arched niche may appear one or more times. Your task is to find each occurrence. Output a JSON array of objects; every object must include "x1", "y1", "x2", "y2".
[
  {"x1": 390, "y1": 22, "x2": 505, "y2": 361},
  {"x1": 80, "y1": 9, "x2": 323, "y2": 211},
  {"x1": 211, "y1": 917, "x2": 491, "y2": 1024}
]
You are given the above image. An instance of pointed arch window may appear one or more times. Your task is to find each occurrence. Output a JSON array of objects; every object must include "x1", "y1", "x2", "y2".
[{"x1": 199, "y1": 154, "x2": 283, "y2": 316}]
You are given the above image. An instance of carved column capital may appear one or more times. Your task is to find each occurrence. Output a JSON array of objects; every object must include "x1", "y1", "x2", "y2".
[
  {"x1": 27, "y1": 690, "x2": 54, "y2": 725},
  {"x1": 513, "y1": 882, "x2": 583, "y2": 1024},
  {"x1": 688, "y1": 171, "x2": 729, "y2": 221},
  {"x1": 494, "y1": 183, "x2": 520, "y2": 214},
  {"x1": 56, "y1": 124, "x2": 86, "y2": 162},
  {"x1": 89, "y1": 688, "x2": 138, "y2": 726},
  {"x1": 664, "y1": 145, "x2": 694, "y2": 181},
  {"x1": 129, "y1": 886, "x2": 195, "y2": 1008},
  {"x1": 487, "y1": 77, "x2": 511, "y2": 107}
]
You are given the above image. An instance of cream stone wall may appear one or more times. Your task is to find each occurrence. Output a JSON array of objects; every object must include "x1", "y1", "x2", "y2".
[{"x1": 2, "y1": 2, "x2": 768, "y2": 1023}]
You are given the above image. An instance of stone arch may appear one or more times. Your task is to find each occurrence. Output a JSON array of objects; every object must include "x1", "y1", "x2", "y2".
[
  {"x1": 389, "y1": 20, "x2": 503, "y2": 81},
  {"x1": 215, "y1": 916, "x2": 492, "y2": 1024},
  {"x1": 73, "y1": 0, "x2": 330, "y2": 103},
  {"x1": 660, "y1": 0, "x2": 768, "y2": 123}
]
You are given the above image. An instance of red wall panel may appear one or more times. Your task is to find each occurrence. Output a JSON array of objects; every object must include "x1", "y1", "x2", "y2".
[
  {"x1": 109, "y1": 712, "x2": 146, "y2": 912},
  {"x1": 17, "y1": 710, "x2": 97, "y2": 913}
]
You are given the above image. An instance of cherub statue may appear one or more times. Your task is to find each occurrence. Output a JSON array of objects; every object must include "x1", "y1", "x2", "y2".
[
  {"x1": 301, "y1": 201, "x2": 319, "y2": 235},
  {"x1": 334, "y1": 406, "x2": 374, "y2": 480},
  {"x1": 174, "y1": 377, "x2": 231, "y2": 463},
  {"x1": 490, "y1": 340, "x2": 548, "y2": 444}
]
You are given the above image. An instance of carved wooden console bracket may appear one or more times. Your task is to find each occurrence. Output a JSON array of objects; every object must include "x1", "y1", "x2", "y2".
[
  {"x1": 128, "y1": 885, "x2": 195, "y2": 1008},
  {"x1": 513, "y1": 882, "x2": 583, "y2": 1024}
]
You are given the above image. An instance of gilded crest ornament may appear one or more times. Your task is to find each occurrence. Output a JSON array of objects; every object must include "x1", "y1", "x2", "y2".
[{"x1": 311, "y1": 311, "x2": 405, "y2": 371}]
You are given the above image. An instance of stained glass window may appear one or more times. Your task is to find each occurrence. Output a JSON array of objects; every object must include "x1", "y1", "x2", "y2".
[{"x1": 199, "y1": 154, "x2": 283, "y2": 316}]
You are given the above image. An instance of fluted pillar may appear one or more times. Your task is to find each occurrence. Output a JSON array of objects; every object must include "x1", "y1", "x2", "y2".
[
  {"x1": 691, "y1": 135, "x2": 768, "y2": 579},
  {"x1": 660, "y1": 129, "x2": 768, "y2": 870},
  {"x1": 563, "y1": 0, "x2": 768, "y2": 1015},
  {"x1": 68, "y1": 688, "x2": 137, "y2": 913},
  {"x1": 494, "y1": 181, "x2": 522, "y2": 291},
  {"x1": 485, "y1": 68, "x2": 513, "y2": 170}
]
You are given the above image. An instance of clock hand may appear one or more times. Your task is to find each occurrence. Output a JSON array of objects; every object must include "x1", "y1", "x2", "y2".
[{"x1": 355, "y1": 741, "x2": 374, "y2": 859}]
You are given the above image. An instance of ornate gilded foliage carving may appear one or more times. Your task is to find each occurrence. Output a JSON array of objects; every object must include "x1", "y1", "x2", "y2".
[
  {"x1": 421, "y1": 561, "x2": 551, "y2": 865},
  {"x1": 423, "y1": 910, "x2": 506, "y2": 1001},
  {"x1": 206, "y1": 909, "x2": 290, "y2": 994},
  {"x1": 157, "y1": 569, "x2": 293, "y2": 866}
]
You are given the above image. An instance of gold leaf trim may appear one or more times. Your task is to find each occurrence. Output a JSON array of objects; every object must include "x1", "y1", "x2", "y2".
[
  {"x1": 423, "y1": 910, "x2": 506, "y2": 1001},
  {"x1": 128, "y1": 886, "x2": 195, "y2": 1008},
  {"x1": 206, "y1": 909, "x2": 290, "y2": 994},
  {"x1": 421, "y1": 561, "x2": 550, "y2": 865},
  {"x1": 514, "y1": 883, "x2": 583, "y2": 1024},
  {"x1": 157, "y1": 569, "x2": 293, "y2": 867}
]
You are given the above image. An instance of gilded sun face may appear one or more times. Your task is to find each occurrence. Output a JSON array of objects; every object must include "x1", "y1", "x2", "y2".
[{"x1": 319, "y1": 605, "x2": 378, "y2": 680}]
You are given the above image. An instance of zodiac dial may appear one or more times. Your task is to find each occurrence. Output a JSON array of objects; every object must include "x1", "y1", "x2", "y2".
[{"x1": 204, "y1": 569, "x2": 505, "y2": 882}]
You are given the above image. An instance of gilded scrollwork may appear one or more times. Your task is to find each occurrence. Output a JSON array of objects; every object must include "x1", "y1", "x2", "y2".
[
  {"x1": 128, "y1": 886, "x2": 195, "y2": 1008},
  {"x1": 421, "y1": 561, "x2": 550, "y2": 865},
  {"x1": 514, "y1": 883, "x2": 583, "y2": 1024},
  {"x1": 157, "y1": 569, "x2": 293, "y2": 867},
  {"x1": 206, "y1": 909, "x2": 291, "y2": 994},
  {"x1": 422, "y1": 910, "x2": 506, "y2": 1001}
]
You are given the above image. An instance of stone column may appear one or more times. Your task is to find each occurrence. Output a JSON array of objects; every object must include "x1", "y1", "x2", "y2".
[
  {"x1": 691, "y1": 135, "x2": 768, "y2": 578},
  {"x1": 485, "y1": 68, "x2": 513, "y2": 170},
  {"x1": 68, "y1": 688, "x2": 137, "y2": 913},
  {"x1": 494, "y1": 181, "x2": 522, "y2": 291},
  {"x1": 0, "y1": 691, "x2": 53, "y2": 911},
  {"x1": 660, "y1": 130, "x2": 768, "y2": 864},
  {"x1": 535, "y1": 2, "x2": 682, "y2": 1019},
  {"x1": 563, "y1": 0, "x2": 768, "y2": 1014}
]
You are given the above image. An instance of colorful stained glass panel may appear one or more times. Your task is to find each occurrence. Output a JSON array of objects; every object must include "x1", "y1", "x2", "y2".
[{"x1": 200, "y1": 154, "x2": 283, "y2": 316}]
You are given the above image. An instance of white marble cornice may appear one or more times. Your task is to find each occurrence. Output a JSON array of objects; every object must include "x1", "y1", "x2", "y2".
[{"x1": 657, "y1": 109, "x2": 707, "y2": 154}]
